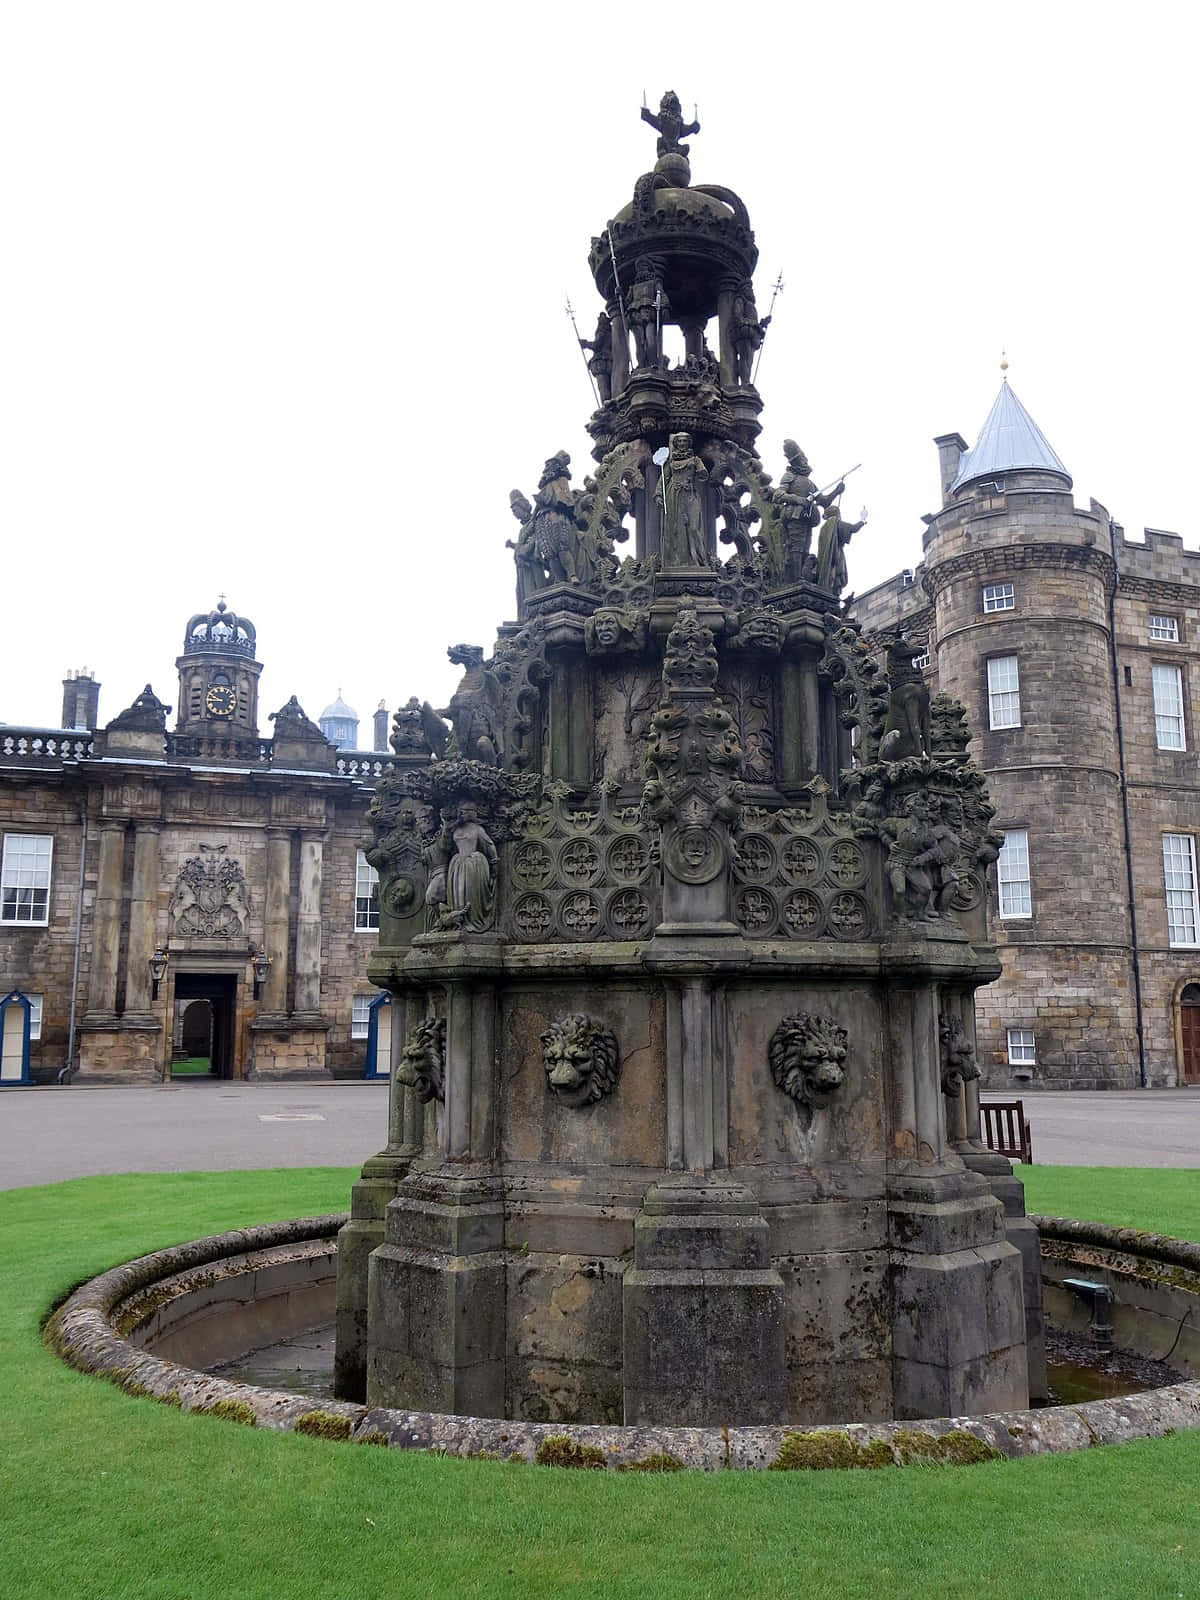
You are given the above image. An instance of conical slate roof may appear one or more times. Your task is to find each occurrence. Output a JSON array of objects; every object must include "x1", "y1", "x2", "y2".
[{"x1": 951, "y1": 380, "x2": 1071, "y2": 492}]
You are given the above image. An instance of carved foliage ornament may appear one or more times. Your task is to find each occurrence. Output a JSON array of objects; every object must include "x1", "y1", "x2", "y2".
[
  {"x1": 540, "y1": 1013, "x2": 620, "y2": 1108},
  {"x1": 168, "y1": 845, "x2": 249, "y2": 943},
  {"x1": 939, "y1": 1012, "x2": 980, "y2": 1098},
  {"x1": 768, "y1": 1012, "x2": 848, "y2": 1115},
  {"x1": 398, "y1": 1017, "x2": 445, "y2": 1104}
]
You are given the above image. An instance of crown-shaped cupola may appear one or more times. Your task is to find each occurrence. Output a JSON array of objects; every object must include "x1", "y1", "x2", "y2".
[{"x1": 175, "y1": 598, "x2": 263, "y2": 737}]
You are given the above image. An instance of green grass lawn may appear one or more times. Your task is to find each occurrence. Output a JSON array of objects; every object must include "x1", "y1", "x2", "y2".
[
  {"x1": 170, "y1": 1056, "x2": 213, "y2": 1076},
  {"x1": 3, "y1": 1166, "x2": 1200, "y2": 1600}
]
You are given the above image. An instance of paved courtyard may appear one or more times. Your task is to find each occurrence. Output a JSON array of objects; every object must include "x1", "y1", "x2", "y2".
[{"x1": 0, "y1": 1081, "x2": 1197, "y2": 1190}]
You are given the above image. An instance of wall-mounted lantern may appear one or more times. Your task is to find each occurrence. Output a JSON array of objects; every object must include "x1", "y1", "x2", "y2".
[
  {"x1": 149, "y1": 947, "x2": 169, "y2": 1001},
  {"x1": 250, "y1": 947, "x2": 272, "y2": 1000}
]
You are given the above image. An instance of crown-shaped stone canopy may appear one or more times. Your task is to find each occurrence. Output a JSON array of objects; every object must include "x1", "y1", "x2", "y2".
[{"x1": 183, "y1": 598, "x2": 257, "y2": 658}]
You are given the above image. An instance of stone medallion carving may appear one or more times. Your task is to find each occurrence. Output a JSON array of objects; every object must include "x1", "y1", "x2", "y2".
[
  {"x1": 607, "y1": 888, "x2": 652, "y2": 937},
  {"x1": 780, "y1": 836, "x2": 821, "y2": 885},
  {"x1": 768, "y1": 1012, "x2": 848, "y2": 1120},
  {"x1": 782, "y1": 889, "x2": 823, "y2": 937},
  {"x1": 540, "y1": 1014, "x2": 620, "y2": 1107},
  {"x1": 168, "y1": 845, "x2": 249, "y2": 944},
  {"x1": 666, "y1": 825, "x2": 723, "y2": 884},
  {"x1": 512, "y1": 892, "x2": 554, "y2": 939},
  {"x1": 382, "y1": 875, "x2": 418, "y2": 918},
  {"x1": 559, "y1": 890, "x2": 603, "y2": 940},
  {"x1": 511, "y1": 840, "x2": 554, "y2": 890},
  {"x1": 397, "y1": 1017, "x2": 446, "y2": 1104},
  {"x1": 607, "y1": 834, "x2": 650, "y2": 882},
  {"x1": 939, "y1": 1012, "x2": 981, "y2": 1097}
]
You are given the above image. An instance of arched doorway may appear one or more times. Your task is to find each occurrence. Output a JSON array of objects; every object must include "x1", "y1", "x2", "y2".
[
  {"x1": 177, "y1": 1000, "x2": 214, "y2": 1075},
  {"x1": 1180, "y1": 984, "x2": 1200, "y2": 1085}
]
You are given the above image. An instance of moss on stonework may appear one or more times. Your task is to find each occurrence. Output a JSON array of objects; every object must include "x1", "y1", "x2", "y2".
[
  {"x1": 194, "y1": 1397, "x2": 257, "y2": 1426},
  {"x1": 535, "y1": 1436, "x2": 608, "y2": 1469},
  {"x1": 295, "y1": 1410, "x2": 353, "y2": 1441},
  {"x1": 616, "y1": 1452, "x2": 685, "y2": 1473},
  {"x1": 770, "y1": 1431, "x2": 891, "y2": 1471},
  {"x1": 894, "y1": 1428, "x2": 1001, "y2": 1466},
  {"x1": 355, "y1": 1428, "x2": 390, "y2": 1447}
]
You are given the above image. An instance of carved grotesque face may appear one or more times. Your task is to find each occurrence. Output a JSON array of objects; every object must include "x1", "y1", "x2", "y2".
[
  {"x1": 768, "y1": 1013, "x2": 849, "y2": 1112},
  {"x1": 398, "y1": 1018, "x2": 445, "y2": 1104},
  {"x1": 593, "y1": 611, "x2": 622, "y2": 647},
  {"x1": 540, "y1": 1014, "x2": 620, "y2": 1109}
]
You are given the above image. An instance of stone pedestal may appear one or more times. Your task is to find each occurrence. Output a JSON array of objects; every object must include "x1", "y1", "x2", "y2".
[
  {"x1": 888, "y1": 1171, "x2": 1029, "y2": 1418},
  {"x1": 247, "y1": 1016, "x2": 330, "y2": 1080},
  {"x1": 622, "y1": 1176, "x2": 787, "y2": 1426},
  {"x1": 962, "y1": 1148, "x2": 1049, "y2": 1401},
  {"x1": 367, "y1": 1171, "x2": 507, "y2": 1417},
  {"x1": 75, "y1": 1017, "x2": 162, "y2": 1082},
  {"x1": 333, "y1": 1151, "x2": 415, "y2": 1401}
]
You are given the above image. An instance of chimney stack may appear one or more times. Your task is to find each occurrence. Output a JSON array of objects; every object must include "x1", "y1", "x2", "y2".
[
  {"x1": 934, "y1": 433, "x2": 967, "y2": 505},
  {"x1": 61, "y1": 669, "x2": 100, "y2": 730}
]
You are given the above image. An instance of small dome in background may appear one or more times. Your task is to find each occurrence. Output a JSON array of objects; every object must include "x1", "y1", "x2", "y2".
[{"x1": 318, "y1": 690, "x2": 359, "y2": 751}]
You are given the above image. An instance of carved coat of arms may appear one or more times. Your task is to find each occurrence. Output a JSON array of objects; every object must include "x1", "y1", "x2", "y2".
[{"x1": 169, "y1": 845, "x2": 250, "y2": 942}]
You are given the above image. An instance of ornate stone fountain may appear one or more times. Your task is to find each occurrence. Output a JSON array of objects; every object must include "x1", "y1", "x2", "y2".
[{"x1": 333, "y1": 94, "x2": 1044, "y2": 1426}]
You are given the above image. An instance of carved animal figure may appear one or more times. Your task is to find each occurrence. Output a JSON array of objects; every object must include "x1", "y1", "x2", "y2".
[
  {"x1": 768, "y1": 1012, "x2": 848, "y2": 1108},
  {"x1": 397, "y1": 1016, "x2": 446, "y2": 1104},
  {"x1": 939, "y1": 1011, "x2": 981, "y2": 1098},
  {"x1": 540, "y1": 1013, "x2": 620, "y2": 1108}
]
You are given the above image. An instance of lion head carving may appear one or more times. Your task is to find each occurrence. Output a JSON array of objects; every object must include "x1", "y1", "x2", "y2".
[
  {"x1": 540, "y1": 1013, "x2": 620, "y2": 1108},
  {"x1": 768, "y1": 1012, "x2": 848, "y2": 1113},
  {"x1": 397, "y1": 1016, "x2": 446, "y2": 1104},
  {"x1": 939, "y1": 1011, "x2": 979, "y2": 1098}
]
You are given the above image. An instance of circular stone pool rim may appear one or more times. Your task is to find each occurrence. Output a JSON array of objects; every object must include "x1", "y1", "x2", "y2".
[{"x1": 43, "y1": 1212, "x2": 1200, "y2": 1470}]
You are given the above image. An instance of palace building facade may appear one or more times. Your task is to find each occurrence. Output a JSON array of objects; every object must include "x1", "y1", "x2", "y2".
[
  {"x1": 0, "y1": 601, "x2": 396, "y2": 1084},
  {"x1": 853, "y1": 380, "x2": 1200, "y2": 1091}
]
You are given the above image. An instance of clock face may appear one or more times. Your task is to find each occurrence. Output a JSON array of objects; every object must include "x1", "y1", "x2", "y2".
[{"x1": 205, "y1": 684, "x2": 236, "y2": 719}]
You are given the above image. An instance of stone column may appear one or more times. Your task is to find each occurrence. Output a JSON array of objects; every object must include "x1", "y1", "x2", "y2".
[
  {"x1": 293, "y1": 830, "x2": 325, "y2": 1016},
  {"x1": 85, "y1": 821, "x2": 125, "y2": 1019},
  {"x1": 608, "y1": 299, "x2": 629, "y2": 396},
  {"x1": 262, "y1": 828, "x2": 291, "y2": 1014},
  {"x1": 122, "y1": 822, "x2": 161, "y2": 1019},
  {"x1": 716, "y1": 278, "x2": 737, "y2": 386}
]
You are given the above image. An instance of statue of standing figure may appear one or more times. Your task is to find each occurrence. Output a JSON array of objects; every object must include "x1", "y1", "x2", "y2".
[
  {"x1": 661, "y1": 432, "x2": 710, "y2": 567},
  {"x1": 443, "y1": 802, "x2": 498, "y2": 932},
  {"x1": 640, "y1": 90, "x2": 699, "y2": 158},
  {"x1": 776, "y1": 441, "x2": 841, "y2": 582},
  {"x1": 579, "y1": 311, "x2": 614, "y2": 404},
  {"x1": 507, "y1": 489, "x2": 545, "y2": 618},
  {"x1": 627, "y1": 256, "x2": 670, "y2": 368},
  {"x1": 532, "y1": 452, "x2": 581, "y2": 584},
  {"x1": 815, "y1": 498, "x2": 867, "y2": 595},
  {"x1": 730, "y1": 279, "x2": 770, "y2": 385}
]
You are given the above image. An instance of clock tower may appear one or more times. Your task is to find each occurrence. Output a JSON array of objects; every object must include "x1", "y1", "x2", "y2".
[{"x1": 175, "y1": 599, "x2": 263, "y2": 738}]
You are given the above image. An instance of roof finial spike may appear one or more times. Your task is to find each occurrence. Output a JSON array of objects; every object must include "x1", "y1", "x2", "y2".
[{"x1": 1000, "y1": 347, "x2": 1009, "y2": 380}]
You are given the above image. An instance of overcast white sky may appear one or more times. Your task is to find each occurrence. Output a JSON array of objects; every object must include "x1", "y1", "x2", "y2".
[{"x1": 2, "y1": 2, "x2": 1197, "y2": 735}]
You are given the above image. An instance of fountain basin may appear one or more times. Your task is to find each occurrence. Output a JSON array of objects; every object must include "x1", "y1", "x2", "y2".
[{"x1": 44, "y1": 1212, "x2": 1200, "y2": 1468}]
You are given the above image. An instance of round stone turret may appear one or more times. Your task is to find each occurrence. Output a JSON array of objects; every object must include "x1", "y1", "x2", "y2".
[{"x1": 922, "y1": 384, "x2": 1135, "y2": 1087}]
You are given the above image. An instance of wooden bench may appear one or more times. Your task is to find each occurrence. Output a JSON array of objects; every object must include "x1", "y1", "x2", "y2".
[{"x1": 980, "y1": 1098, "x2": 1033, "y2": 1164}]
